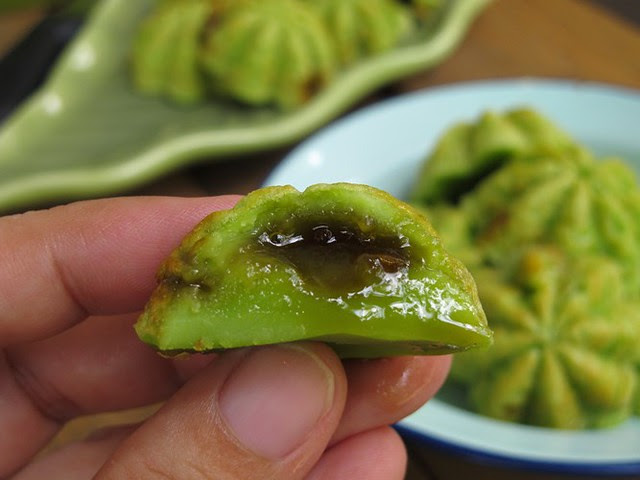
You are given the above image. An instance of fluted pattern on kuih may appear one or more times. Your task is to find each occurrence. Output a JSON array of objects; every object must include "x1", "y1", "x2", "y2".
[
  {"x1": 414, "y1": 108, "x2": 640, "y2": 429},
  {"x1": 451, "y1": 248, "x2": 640, "y2": 429},
  {"x1": 312, "y1": 0, "x2": 413, "y2": 65},
  {"x1": 131, "y1": 0, "x2": 426, "y2": 108},
  {"x1": 201, "y1": 0, "x2": 336, "y2": 109},
  {"x1": 132, "y1": 0, "x2": 213, "y2": 104},
  {"x1": 410, "y1": 108, "x2": 577, "y2": 204},
  {"x1": 464, "y1": 151, "x2": 640, "y2": 295}
]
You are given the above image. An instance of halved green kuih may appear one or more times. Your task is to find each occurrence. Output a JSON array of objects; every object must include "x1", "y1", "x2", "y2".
[{"x1": 135, "y1": 183, "x2": 491, "y2": 358}]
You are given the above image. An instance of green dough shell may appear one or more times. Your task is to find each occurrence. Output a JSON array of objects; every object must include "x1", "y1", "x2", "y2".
[
  {"x1": 135, "y1": 183, "x2": 491, "y2": 358},
  {"x1": 415, "y1": 107, "x2": 640, "y2": 429},
  {"x1": 131, "y1": 0, "x2": 214, "y2": 104},
  {"x1": 200, "y1": 0, "x2": 337, "y2": 109},
  {"x1": 410, "y1": 108, "x2": 577, "y2": 204},
  {"x1": 451, "y1": 248, "x2": 640, "y2": 429},
  {"x1": 463, "y1": 151, "x2": 640, "y2": 294},
  {"x1": 312, "y1": 0, "x2": 413, "y2": 65}
]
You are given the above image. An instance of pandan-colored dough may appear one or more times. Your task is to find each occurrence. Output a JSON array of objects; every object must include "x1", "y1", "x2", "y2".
[
  {"x1": 463, "y1": 151, "x2": 640, "y2": 293},
  {"x1": 131, "y1": 0, "x2": 214, "y2": 104},
  {"x1": 451, "y1": 248, "x2": 640, "y2": 429},
  {"x1": 312, "y1": 0, "x2": 413, "y2": 65},
  {"x1": 200, "y1": 0, "x2": 336, "y2": 109},
  {"x1": 135, "y1": 183, "x2": 491, "y2": 358},
  {"x1": 414, "y1": 108, "x2": 640, "y2": 429},
  {"x1": 410, "y1": 108, "x2": 577, "y2": 204},
  {"x1": 131, "y1": 0, "x2": 434, "y2": 107},
  {"x1": 132, "y1": 0, "x2": 336, "y2": 108}
]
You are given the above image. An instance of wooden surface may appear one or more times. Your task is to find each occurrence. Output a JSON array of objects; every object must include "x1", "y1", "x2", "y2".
[
  {"x1": 0, "y1": 7, "x2": 42, "y2": 54},
  {"x1": 2, "y1": 1, "x2": 640, "y2": 479}
]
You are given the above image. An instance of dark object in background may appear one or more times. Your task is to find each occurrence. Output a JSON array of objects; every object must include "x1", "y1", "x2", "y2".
[
  {"x1": 402, "y1": 432, "x2": 640, "y2": 480},
  {"x1": 0, "y1": 15, "x2": 81, "y2": 121},
  {"x1": 587, "y1": 0, "x2": 640, "y2": 25}
]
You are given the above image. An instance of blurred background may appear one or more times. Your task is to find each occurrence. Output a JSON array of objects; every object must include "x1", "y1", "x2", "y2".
[
  {"x1": 1, "y1": 1, "x2": 639, "y2": 479},
  {"x1": 1, "y1": 0, "x2": 639, "y2": 209}
]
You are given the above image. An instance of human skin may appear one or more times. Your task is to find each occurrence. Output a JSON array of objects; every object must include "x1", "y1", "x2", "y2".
[{"x1": 0, "y1": 196, "x2": 450, "y2": 479}]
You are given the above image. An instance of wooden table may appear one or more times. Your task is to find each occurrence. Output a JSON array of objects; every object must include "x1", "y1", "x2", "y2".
[{"x1": 2, "y1": 1, "x2": 639, "y2": 479}]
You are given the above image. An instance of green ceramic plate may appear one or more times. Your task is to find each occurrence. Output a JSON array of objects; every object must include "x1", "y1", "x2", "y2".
[{"x1": 0, "y1": 0, "x2": 488, "y2": 213}]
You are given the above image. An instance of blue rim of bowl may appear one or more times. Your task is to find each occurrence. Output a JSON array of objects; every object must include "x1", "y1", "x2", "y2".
[
  {"x1": 264, "y1": 78, "x2": 640, "y2": 476},
  {"x1": 394, "y1": 424, "x2": 640, "y2": 476}
]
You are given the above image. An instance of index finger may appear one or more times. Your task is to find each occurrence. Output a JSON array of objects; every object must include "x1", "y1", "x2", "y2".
[{"x1": 0, "y1": 195, "x2": 240, "y2": 346}]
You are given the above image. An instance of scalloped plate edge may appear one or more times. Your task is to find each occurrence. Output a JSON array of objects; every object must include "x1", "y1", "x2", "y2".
[{"x1": 0, "y1": 0, "x2": 490, "y2": 212}]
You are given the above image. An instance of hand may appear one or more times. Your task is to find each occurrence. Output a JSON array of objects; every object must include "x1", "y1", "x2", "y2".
[{"x1": 1, "y1": 196, "x2": 451, "y2": 480}]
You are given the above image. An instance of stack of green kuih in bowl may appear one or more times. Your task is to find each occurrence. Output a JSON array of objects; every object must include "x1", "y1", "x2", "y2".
[{"x1": 410, "y1": 108, "x2": 640, "y2": 429}]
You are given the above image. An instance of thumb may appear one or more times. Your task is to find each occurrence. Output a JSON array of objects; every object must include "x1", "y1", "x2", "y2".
[{"x1": 95, "y1": 343, "x2": 346, "y2": 480}]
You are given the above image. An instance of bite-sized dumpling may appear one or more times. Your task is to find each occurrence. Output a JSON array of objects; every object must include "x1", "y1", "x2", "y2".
[
  {"x1": 451, "y1": 247, "x2": 640, "y2": 429},
  {"x1": 463, "y1": 151, "x2": 640, "y2": 294},
  {"x1": 200, "y1": 0, "x2": 337, "y2": 109},
  {"x1": 410, "y1": 108, "x2": 577, "y2": 204},
  {"x1": 135, "y1": 183, "x2": 491, "y2": 358},
  {"x1": 131, "y1": 0, "x2": 214, "y2": 104},
  {"x1": 312, "y1": 0, "x2": 413, "y2": 65}
]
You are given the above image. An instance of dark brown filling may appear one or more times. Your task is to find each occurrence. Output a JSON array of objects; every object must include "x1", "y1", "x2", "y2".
[{"x1": 255, "y1": 222, "x2": 410, "y2": 294}]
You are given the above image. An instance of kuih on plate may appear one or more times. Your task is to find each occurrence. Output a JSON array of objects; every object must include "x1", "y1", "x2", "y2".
[{"x1": 0, "y1": 0, "x2": 489, "y2": 213}]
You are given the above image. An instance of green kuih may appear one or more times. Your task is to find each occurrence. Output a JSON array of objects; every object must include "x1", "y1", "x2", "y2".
[
  {"x1": 450, "y1": 247, "x2": 640, "y2": 429},
  {"x1": 463, "y1": 151, "x2": 640, "y2": 294},
  {"x1": 413, "y1": 107, "x2": 640, "y2": 429},
  {"x1": 131, "y1": 0, "x2": 213, "y2": 104},
  {"x1": 410, "y1": 108, "x2": 577, "y2": 204},
  {"x1": 135, "y1": 183, "x2": 491, "y2": 358},
  {"x1": 312, "y1": 0, "x2": 413, "y2": 65},
  {"x1": 200, "y1": 0, "x2": 337, "y2": 109}
]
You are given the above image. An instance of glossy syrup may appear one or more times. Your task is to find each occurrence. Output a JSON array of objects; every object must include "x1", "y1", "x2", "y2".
[{"x1": 256, "y1": 222, "x2": 411, "y2": 294}]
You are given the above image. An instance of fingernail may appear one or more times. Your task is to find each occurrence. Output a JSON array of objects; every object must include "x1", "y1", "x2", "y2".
[{"x1": 219, "y1": 344, "x2": 335, "y2": 459}]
